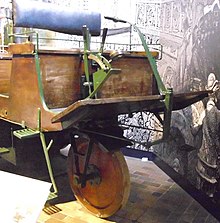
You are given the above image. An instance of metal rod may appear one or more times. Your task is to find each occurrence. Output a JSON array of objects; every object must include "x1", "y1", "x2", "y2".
[
  {"x1": 40, "y1": 132, "x2": 58, "y2": 194},
  {"x1": 80, "y1": 129, "x2": 162, "y2": 149},
  {"x1": 82, "y1": 26, "x2": 92, "y2": 95},
  {"x1": 70, "y1": 134, "x2": 80, "y2": 175},
  {"x1": 119, "y1": 123, "x2": 163, "y2": 133},
  {"x1": 81, "y1": 138, "x2": 94, "y2": 188}
]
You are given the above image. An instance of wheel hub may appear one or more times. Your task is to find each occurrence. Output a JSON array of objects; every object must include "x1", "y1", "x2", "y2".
[{"x1": 73, "y1": 164, "x2": 102, "y2": 187}]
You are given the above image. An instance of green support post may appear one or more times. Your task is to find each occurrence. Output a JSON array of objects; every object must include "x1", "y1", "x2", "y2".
[
  {"x1": 37, "y1": 108, "x2": 58, "y2": 198},
  {"x1": 132, "y1": 24, "x2": 166, "y2": 94},
  {"x1": 163, "y1": 88, "x2": 173, "y2": 140},
  {"x1": 39, "y1": 132, "x2": 58, "y2": 196}
]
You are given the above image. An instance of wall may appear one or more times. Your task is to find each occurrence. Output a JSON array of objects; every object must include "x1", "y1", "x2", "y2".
[{"x1": 154, "y1": 0, "x2": 220, "y2": 200}]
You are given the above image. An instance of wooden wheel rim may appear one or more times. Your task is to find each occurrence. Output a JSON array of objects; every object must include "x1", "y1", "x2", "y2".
[{"x1": 67, "y1": 140, "x2": 130, "y2": 218}]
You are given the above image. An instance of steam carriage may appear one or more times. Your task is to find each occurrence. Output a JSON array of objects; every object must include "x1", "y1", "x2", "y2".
[{"x1": 0, "y1": 0, "x2": 210, "y2": 218}]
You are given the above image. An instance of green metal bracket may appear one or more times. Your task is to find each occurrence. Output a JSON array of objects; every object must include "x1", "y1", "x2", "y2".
[
  {"x1": 0, "y1": 147, "x2": 10, "y2": 155},
  {"x1": 93, "y1": 69, "x2": 108, "y2": 94},
  {"x1": 82, "y1": 26, "x2": 92, "y2": 95},
  {"x1": 39, "y1": 131, "x2": 58, "y2": 195},
  {"x1": 87, "y1": 51, "x2": 121, "y2": 99},
  {"x1": 37, "y1": 108, "x2": 58, "y2": 196},
  {"x1": 35, "y1": 53, "x2": 51, "y2": 112},
  {"x1": 90, "y1": 68, "x2": 121, "y2": 99},
  {"x1": 131, "y1": 24, "x2": 166, "y2": 94},
  {"x1": 82, "y1": 26, "x2": 122, "y2": 99},
  {"x1": 163, "y1": 88, "x2": 173, "y2": 139}
]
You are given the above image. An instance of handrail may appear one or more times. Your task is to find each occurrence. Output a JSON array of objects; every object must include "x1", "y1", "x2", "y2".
[{"x1": 9, "y1": 31, "x2": 39, "y2": 53}]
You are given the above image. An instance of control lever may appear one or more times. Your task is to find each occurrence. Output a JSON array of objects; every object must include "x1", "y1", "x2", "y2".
[
  {"x1": 104, "y1": 16, "x2": 127, "y2": 24},
  {"x1": 100, "y1": 28, "x2": 108, "y2": 53}
]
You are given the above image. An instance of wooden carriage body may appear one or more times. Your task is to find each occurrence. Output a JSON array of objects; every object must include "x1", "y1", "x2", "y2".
[{"x1": 0, "y1": 43, "x2": 159, "y2": 131}]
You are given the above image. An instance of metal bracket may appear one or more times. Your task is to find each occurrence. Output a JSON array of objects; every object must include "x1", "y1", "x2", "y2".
[
  {"x1": 70, "y1": 133, "x2": 101, "y2": 188},
  {"x1": 36, "y1": 108, "x2": 58, "y2": 197},
  {"x1": 0, "y1": 147, "x2": 10, "y2": 154},
  {"x1": 163, "y1": 88, "x2": 173, "y2": 140},
  {"x1": 82, "y1": 26, "x2": 121, "y2": 99},
  {"x1": 39, "y1": 131, "x2": 58, "y2": 197}
]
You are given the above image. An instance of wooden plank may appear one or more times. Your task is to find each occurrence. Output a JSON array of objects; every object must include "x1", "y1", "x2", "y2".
[
  {"x1": 0, "y1": 59, "x2": 12, "y2": 94},
  {"x1": 51, "y1": 90, "x2": 210, "y2": 129},
  {"x1": 8, "y1": 42, "x2": 35, "y2": 54},
  {"x1": 172, "y1": 90, "x2": 210, "y2": 111},
  {"x1": 98, "y1": 56, "x2": 156, "y2": 98},
  {"x1": 51, "y1": 95, "x2": 165, "y2": 128},
  {"x1": 7, "y1": 56, "x2": 62, "y2": 131},
  {"x1": 40, "y1": 54, "x2": 83, "y2": 108}
]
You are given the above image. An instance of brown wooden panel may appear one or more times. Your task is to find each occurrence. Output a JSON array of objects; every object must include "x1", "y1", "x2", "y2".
[
  {"x1": 7, "y1": 56, "x2": 62, "y2": 131},
  {"x1": 98, "y1": 56, "x2": 154, "y2": 98},
  {"x1": 8, "y1": 42, "x2": 35, "y2": 54},
  {"x1": 40, "y1": 54, "x2": 83, "y2": 109},
  {"x1": 0, "y1": 59, "x2": 12, "y2": 94},
  {"x1": 0, "y1": 96, "x2": 9, "y2": 118}
]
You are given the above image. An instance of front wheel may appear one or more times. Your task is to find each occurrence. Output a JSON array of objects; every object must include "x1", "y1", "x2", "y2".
[{"x1": 67, "y1": 139, "x2": 130, "y2": 218}]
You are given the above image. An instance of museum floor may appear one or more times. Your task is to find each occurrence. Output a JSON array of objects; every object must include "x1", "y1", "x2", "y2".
[{"x1": 37, "y1": 156, "x2": 220, "y2": 223}]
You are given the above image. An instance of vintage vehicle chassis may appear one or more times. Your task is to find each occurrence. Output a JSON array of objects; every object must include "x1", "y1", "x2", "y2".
[{"x1": 0, "y1": 0, "x2": 210, "y2": 218}]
